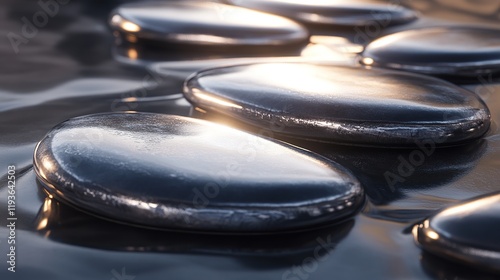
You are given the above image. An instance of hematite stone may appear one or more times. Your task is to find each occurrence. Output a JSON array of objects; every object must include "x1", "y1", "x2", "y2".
[
  {"x1": 224, "y1": 0, "x2": 417, "y2": 28},
  {"x1": 413, "y1": 192, "x2": 500, "y2": 272},
  {"x1": 361, "y1": 27, "x2": 500, "y2": 78},
  {"x1": 184, "y1": 63, "x2": 490, "y2": 146},
  {"x1": 33, "y1": 113, "x2": 363, "y2": 232},
  {"x1": 109, "y1": 1, "x2": 308, "y2": 51}
]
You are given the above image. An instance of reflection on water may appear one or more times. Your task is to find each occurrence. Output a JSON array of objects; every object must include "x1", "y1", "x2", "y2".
[
  {"x1": 288, "y1": 139, "x2": 487, "y2": 221},
  {"x1": 309, "y1": 35, "x2": 364, "y2": 54},
  {"x1": 150, "y1": 54, "x2": 353, "y2": 81},
  {"x1": 35, "y1": 195, "x2": 354, "y2": 262},
  {"x1": 0, "y1": 79, "x2": 191, "y2": 145},
  {"x1": 112, "y1": 42, "x2": 305, "y2": 68},
  {"x1": 420, "y1": 252, "x2": 499, "y2": 280}
]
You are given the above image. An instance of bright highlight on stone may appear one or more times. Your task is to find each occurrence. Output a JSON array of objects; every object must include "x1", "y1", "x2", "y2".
[
  {"x1": 109, "y1": 1, "x2": 309, "y2": 50},
  {"x1": 361, "y1": 27, "x2": 500, "y2": 78},
  {"x1": 184, "y1": 62, "x2": 490, "y2": 146},
  {"x1": 34, "y1": 113, "x2": 363, "y2": 232}
]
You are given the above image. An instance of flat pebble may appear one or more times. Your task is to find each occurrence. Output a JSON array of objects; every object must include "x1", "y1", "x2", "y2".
[
  {"x1": 184, "y1": 62, "x2": 490, "y2": 146},
  {"x1": 413, "y1": 192, "x2": 500, "y2": 272},
  {"x1": 361, "y1": 27, "x2": 500, "y2": 78},
  {"x1": 225, "y1": 0, "x2": 417, "y2": 28},
  {"x1": 109, "y1": 1, "x2": 308, "y2": 50},
  {"x1": 34, "y1": 113, "x2": 363, "y2": 232}
]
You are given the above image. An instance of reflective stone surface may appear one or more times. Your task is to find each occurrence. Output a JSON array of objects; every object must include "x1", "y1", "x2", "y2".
[
  {"x1": 224, "y1": 0, "x2": 417, "y2": 28},
  {"x1": 413, "y1": 192, "x2": 500, "y2": 272},
  {"x1": 361, "y1": 27, "x2": 500, "y2": 78},
  {"x1": 2, "y1": 0, "x2": 500, "y2": 279},
  {"x1": 184, "y1": 62, "x2": 491, "y2": 146},
  {"x1": 109, "y1": 1, "x2": 309, "y2": 50},
  {"x1": 33, "y1": 112, "x2": 363, "y2": 232}
]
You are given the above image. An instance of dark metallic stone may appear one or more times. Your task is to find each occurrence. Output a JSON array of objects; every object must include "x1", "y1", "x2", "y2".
[
  {"x1": 184, "y1": 62, "x2": 490, "y2": 146},
  {"x1": 224, "y1": 0, "x2": 417, "y2": 28},
  {"x1": 361, "y1": 27, "x2": 500, "y2": 78},
  {"x1": 34, "y1": 113, "x2": 363, "y2": 232},
  {"x1": 413, "y1": 192, "x2": 500, "y2": 273},
  {"x1": 109, "y1": 1, "x2": 308, "y2": 51}
]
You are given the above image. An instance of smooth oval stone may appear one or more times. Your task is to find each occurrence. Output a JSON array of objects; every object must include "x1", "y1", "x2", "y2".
[
  {"x1": 413, "y1": 193, "x2": 500, "y2": 272},
  {"x1": 109, "y1": 1, "x2": 308, "y2": 50},
  {"x1": 33, "y1": 113, "x2": 363, "y2": 232},
  {"x1": 224, "y1": 0, "x2": 417, "y2": 28},
  {"x1": 184, "y1": 62, "x2": 491, "y2": 146},
  {"x1": 361, "y1": 27, "x2": 500, "y2": 78}
]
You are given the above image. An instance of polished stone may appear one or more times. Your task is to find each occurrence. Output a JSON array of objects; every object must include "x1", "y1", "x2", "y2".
[
  {"x1": 361, "y1": 27, "x2": 500, "y2": 78},
  {"x1": 33, "y1": 113, "x2": 363, "y2": 232},
  {"x1": 184, "y1": 63, "x2": 491, "y2": 146},
  {"x1": 109, "y1": 1, "x2": 308, "y2": 50},
  {"x1": 225, "y1": 0, "x2": 417, "y2": 28},
  {"x1": 413, "y1": 192, "x2": 500, "y2": 272}
]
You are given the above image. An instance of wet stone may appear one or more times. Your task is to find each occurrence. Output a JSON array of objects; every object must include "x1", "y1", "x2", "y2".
[
  {"x1": 224, "y1": 0, "x2": 417, "y2": 28},
  {"x1": 184, "y1": 62, "x2": 491, "y2": 146},
  {"x1": 413, "y1": 192, "x2": 500, "y2": 272},
  {"x1": 33, "y1": 113, "x2": 363, "y2": 232},
  {"x1": 109, "y1": 1, "x2": 308, "y2": 51},
  {"x1": 361, "y1": 27, "x2": 500, "y2": 78}
]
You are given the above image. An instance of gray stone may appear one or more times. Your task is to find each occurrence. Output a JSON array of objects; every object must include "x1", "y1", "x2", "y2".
[
  {"x1": 109, "y1": 1, "x2": 308, "y2": 50},
  {"x1": 413, "y1": 192, "x2": 500, "y2": 273},
  {"x1": 225, "y1": 0, "x2": 417, "y2": 27},
  {"x1": 361, "y1": 27, "x2": 500, "y2": 78},
  {"x1": 184, "y1": 62, "x2": 490, "y2": 146},
  {"x1": 34, "y1": 113, "x2": 363, "y2": 232}
]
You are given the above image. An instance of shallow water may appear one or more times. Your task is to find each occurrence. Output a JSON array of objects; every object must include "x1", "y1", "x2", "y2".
[{"x1": 1, "y1": 0, "x2": 500, "y2": 279}]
